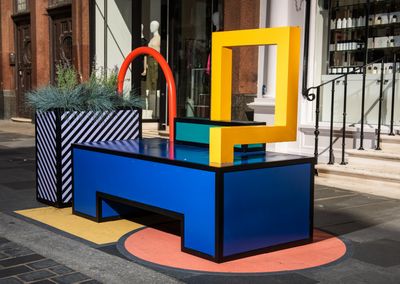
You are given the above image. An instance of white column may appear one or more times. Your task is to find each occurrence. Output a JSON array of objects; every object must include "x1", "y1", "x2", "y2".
[{"x1": 249, "y1": 0, "x2": 312, "y2": 153}]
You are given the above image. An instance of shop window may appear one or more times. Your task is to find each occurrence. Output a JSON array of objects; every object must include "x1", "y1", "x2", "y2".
[
  {"x1": 15, "y1": 0, "x2": 29, "y2": 13},
  {"x1": 49, "y1": 0, "x2": 72, "y2": 7}
]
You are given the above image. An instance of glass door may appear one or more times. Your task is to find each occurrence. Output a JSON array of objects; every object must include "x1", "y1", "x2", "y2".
[
  {"x1": 168, "y1": 0, "x2": 221, "y2": 118},
  {"x1": 132, "y1": 0, "x2": 221, "y2": 128}
]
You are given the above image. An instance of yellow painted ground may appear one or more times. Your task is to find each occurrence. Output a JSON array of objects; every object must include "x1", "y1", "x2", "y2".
[{"x1": 15, "y1": 207, "x2": 143, "y2": 245}]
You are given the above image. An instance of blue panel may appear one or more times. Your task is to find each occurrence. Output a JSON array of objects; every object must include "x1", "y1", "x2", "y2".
[
  {"x1": 77, "y1": 138, "x2": 310, "y2": 168},
  {"x1": 73, "y1": 148, "x2": 216, "y2": 256},
  {"x1": 223, "y1": 163, "x2": 312, "y2": 256}
]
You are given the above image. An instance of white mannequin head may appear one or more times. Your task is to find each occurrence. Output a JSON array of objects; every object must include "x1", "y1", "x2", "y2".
[
  {"x1": 212, "y1": 12, "x2": 220, "y2": 31},
  {"x1": 150, "y1": 21, "x2": 160, "y2": 33}
]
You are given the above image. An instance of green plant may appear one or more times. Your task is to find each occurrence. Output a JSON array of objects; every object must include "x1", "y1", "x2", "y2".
[
  {"x1": 55, "y1": 64, "x2": 78, "y2": 91},
  {"x1": 27, "y1": 65, "x2": 143, "y2": 112}
]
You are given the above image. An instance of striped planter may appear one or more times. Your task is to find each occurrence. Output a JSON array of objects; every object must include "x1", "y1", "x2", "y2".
[{"x1": 35, "y1": 108, "x2": 142, "y2": 207}]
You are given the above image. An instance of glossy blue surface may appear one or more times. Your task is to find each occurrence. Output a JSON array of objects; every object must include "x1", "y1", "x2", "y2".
[
  {"x1": 73, "y1": 147, "x2": 216, "y2": 256},
  {"x1": 223, "y1": 163, "x2": 312, "y2": 256},
  {"x1": 76, "y1": 138, "x2": 311, "y2": 168}
]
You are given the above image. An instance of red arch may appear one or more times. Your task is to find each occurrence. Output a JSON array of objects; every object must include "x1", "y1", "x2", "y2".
[{"x1": 117, "y1": 47, "x2": 176, "y2": 142}]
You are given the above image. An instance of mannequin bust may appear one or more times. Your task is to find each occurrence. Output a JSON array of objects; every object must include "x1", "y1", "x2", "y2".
[
  {"x1": 142, "y1": 20, "x2": 160, "y2": 76},
  {"x1": 212, "y1": 12, "x2": 220, "y2": 31},
  {"x1": 148, "y1": 21, "x2": 161, "y2": 52}
]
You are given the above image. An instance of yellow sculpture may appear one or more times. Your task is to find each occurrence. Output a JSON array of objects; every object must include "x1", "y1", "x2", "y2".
[{"x1": 209, "y1": 27, "x2": 301, "y2": 165}]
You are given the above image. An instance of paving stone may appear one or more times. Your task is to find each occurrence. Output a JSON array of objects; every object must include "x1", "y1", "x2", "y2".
[
  {"x1": 338, "y1": 270, "x2": 400, "y2": 284},
  {"x1": 0, "y1": 265, "x2": 32, "y2": 278},
  {"x1": 2, "y1": 181, "x2": 35, "y2": 191},
  {"x1": 185, "y1": 273, "x2": 318, "y2": 284},
  {"x1": 2, "y1": 248, "x2": 35, "y2": 258},
  {"x1": 0, "y1": 277, "x2": 23, "y2": 284},
  {"x1": 0, "y1": 254, "x2": 44, "y2": 268},
  {"x1": 52, "y1": 272, "x2": 90, "y2": 284},
  {"x1": 0, "y1": 242, "x2": 21, "y2": 251},
  {"x1": 48, "y1": 265, "x2": 74, "y2": 276},
  {"x1": 80, "y1": 280, "x2": 102, "y2": 284},
  {"x1": 28, "y1": 259, "x2": 59, "y2": 270},
  {"x1": 353, "y1": 239, "x2": 400, "y2": 267},
  {"x1": 17, "y1": 270, "x2": 56, "y2": 282},
  {"x1": 31, "y1": 280, "x2": 57, "y2": 284}
]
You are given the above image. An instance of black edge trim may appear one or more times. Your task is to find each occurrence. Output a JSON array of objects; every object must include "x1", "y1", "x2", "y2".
[
  {"x1": 93, "y1": 192, "x2": 217, "y2": 260},
  {"x1": 310, "y1": 163, "x2": 315, "y2": 240},
  {"x1": 37, "y1": 197, "x2": 71, "y2": 208},
  {"x1": 221, "y1": 238, "x2": 313, "y2": 262},
  {"x1": 174, "y1": 117, "x2": 266, "y2": 126},
  {"x1": 174, "y1": 139, "x2": 266, "y2": 153},
  {"x1": 72, "y1": 142, "x2": 315, "y2": 174},
  {"x1": 55, "y1": 110, "x2": 63, "y2": 207},
  {"x1": 215, "y1": 171, "x2": 224, "y2": 263}
]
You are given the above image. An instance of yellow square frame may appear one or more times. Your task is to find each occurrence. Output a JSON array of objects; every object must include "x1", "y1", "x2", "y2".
[{"x1": 209, "y1": 26, "x2": 301, "y2": 165}]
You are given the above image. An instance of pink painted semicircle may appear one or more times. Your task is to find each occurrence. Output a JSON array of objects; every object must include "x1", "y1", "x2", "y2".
[{"x1": 122, "y1": 228, "x2": 347, "y2": 274}]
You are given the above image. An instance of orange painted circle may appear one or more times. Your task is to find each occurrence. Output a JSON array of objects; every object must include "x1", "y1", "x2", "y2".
[{"x1": 121, "y1": 228, "x2": 348, "y2": 274}]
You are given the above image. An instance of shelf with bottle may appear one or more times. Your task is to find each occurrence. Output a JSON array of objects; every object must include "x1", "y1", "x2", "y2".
[
  {"x1": 332, "y1": 0, "x2": 397, "y2": 10},
  {"x1": 330, "y1": 40, "x2": 365, "y2": 52},
  {"x1": 328, "y1": 65, "x2": 364, "y2": 74},
  {"x1": 331, "y1": 10, "x2": 400, "y2": 30}
]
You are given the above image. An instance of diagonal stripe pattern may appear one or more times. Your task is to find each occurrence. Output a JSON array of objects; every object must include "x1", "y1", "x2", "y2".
[
  {"x1": 36, "y1": 109, "x2": 141, "y2": 206},
  {"x1": 36, "y1": 111, "x2": 57, "y2": 202}
]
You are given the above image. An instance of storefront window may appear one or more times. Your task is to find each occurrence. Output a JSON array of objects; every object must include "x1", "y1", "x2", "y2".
[
  {"x1": 94, "y1": 0, "x2": 221, "y2": 126},
  {"x1": 169, "y1": 0, "x2": 220, "y2": 118},
  {"x1": 49, "y1": 0, "x2": 71, "y2": 7},
  {"x1": 15, "y1": 0, "x2": 29, "y2": 13}
]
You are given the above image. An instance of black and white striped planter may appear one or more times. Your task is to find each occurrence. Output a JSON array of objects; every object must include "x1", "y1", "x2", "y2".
[{"x1": 35, "y1": 108, "x2": 142, "y2": 207}]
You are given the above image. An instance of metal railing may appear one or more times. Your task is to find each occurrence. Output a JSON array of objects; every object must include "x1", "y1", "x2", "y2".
[{"x1": 304, "y1": 54, "x2": 398, "y2": 164}]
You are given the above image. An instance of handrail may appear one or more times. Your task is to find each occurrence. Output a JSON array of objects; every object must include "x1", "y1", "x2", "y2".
[
  {"x1": 304, "y1": 55, "x2": 397, "y2": 165},
  {"x1": 304, "y1": 57, "x2": 384, "y2": 101}
]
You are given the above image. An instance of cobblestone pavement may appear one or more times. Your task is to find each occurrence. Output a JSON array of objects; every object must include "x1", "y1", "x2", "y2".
[{"x1": 0, "y1": 237, "x2": 98, "y2": 284}]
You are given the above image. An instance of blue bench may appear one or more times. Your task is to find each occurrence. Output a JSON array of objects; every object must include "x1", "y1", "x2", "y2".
[{"x1": 72, "y1": 138, "x2": 314, "y2": 262}]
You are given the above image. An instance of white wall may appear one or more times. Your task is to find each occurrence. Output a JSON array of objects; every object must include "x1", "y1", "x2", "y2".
[
  {"x1": 94, "y1": 0, "x2": 132, "y2": 94},
  {"x1": 252, "y1": 0, "x2": 310, "y2": 154}
]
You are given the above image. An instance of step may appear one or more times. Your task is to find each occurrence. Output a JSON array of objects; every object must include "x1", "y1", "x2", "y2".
[
  {"x1": 346, "y1": 149, "x2": 400, "y2": 174},
  {"x1": 316, "y1": 164, "x2": 400, "y2": 184},
  {"x1": 315, "y1": 175, "x2": 400, "y2": 200},
  {"x1": 381, "y1": 135, "x2": 400, "y2": 152}
]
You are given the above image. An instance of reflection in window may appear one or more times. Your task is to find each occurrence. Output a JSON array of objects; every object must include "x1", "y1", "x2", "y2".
[
  {"x1": 49, "y1": 0, "x2": 72, "y2": 7},
  {"x1": 16, "y1": 0, "x2": 28, "y2": 13}
]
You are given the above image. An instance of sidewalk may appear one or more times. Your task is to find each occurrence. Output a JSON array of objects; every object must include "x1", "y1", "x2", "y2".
[{"x1": 0, "y1": 120, "x2": 400, "y2": 283}]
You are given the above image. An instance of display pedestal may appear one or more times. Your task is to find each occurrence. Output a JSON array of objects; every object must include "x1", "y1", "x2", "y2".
[{"x1": 73, "y1": 138, "x2": 314, "y2": 263}]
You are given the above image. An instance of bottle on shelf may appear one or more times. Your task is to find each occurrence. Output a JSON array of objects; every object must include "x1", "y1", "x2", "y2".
[
  {"x1": 337, "y1": 18, "x2": 342, "y2": 29},
  {"x1": 347, "y1": 17, "x2": 352, "y2": 28},
  {"x1": 342, "y1": 17, "x2": 347, "y2": 29},
  {"x1": 331, "y1": 19, "x2": 336, "y2": 29},
  {"x1": 358, "y1": 16, "x2": 363, "y2": 27}
]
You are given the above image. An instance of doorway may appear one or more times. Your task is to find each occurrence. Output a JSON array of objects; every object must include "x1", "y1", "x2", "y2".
[
  {"x1": 15, "y1": 16, "x2": 32, "y2": 118},
  {"x1": 48, "y1": 5, "x2": 73, "y2": 83}
]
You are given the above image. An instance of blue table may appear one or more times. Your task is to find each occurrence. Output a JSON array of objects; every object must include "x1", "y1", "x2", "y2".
[{"x1": 72, "y1": 138, "x2": 315, "y2": 262}]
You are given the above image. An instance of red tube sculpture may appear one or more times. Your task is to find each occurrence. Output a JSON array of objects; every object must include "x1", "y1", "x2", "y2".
[{"x1": 117, "y1": 47, "x2": 177, "y2": 142}]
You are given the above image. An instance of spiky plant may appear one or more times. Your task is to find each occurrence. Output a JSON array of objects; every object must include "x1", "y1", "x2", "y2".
[{"x1": 27, "y1": 65, "x2": 143, "y2": 112}]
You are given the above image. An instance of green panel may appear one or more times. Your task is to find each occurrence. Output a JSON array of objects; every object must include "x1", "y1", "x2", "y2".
[
  {"x1": 176, "y1": 122, "x2": 212, "y2": 144},
  {"x1": 176, "y1": 121, "x2": 264, "y2": 149}
]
